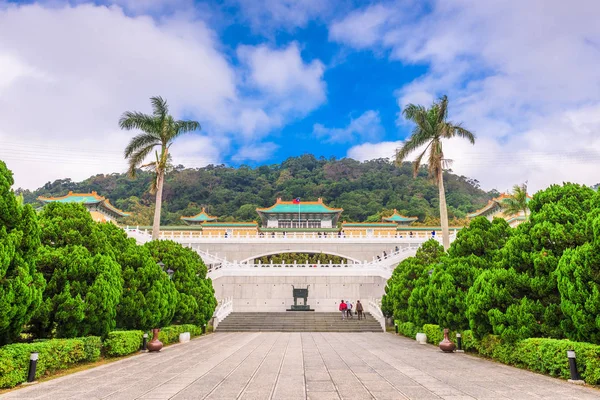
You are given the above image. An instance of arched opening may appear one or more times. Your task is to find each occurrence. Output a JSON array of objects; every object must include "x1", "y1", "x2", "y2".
[{"x1": 241, "y1": 250, "x2": 360, "y2": 264}]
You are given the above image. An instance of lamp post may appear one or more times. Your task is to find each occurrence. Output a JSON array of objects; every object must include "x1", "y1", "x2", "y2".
[
  {"x1": 142, "y1": 333, "x2": 148, "y2": 351},
  {"x1": 567, "y1": 350, "x2": 584, "y2": 384},
  {"x1": 27, "y1": 352, "x2": 38, "y2": 383}
]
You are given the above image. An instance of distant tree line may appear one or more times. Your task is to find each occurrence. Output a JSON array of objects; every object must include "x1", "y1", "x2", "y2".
[{"x1": 19, "y1": 155, "x2": 494, "y2": 226}]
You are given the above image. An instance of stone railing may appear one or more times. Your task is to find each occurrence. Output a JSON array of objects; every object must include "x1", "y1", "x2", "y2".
[
  {"x1": 212, "y1": 296, "x2": 233, "y2": 331},
  {"x1": 367, "y1": 298, "x2": 386, "y2": 332},
  {"x1": 124, "y1": 227, "x2": 453, "y2": 242}
]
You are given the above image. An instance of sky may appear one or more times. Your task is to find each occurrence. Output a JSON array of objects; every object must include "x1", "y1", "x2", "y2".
[{"x1": 1, "y1": 0, "x2": 599, "y2": 192}]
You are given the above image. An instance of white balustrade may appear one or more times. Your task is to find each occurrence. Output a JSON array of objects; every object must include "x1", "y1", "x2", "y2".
[
  {"x1": 212, "y1": 296, "x2": 234, "y2": 330},
  {"x1": 367, "y1": 298, "x2": 386, "y2": 332}
]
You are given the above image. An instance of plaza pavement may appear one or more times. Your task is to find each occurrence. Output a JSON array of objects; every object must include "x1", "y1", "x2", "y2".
[{"x1": 2, "y1": 332, "x2": 600, "y2": 400}]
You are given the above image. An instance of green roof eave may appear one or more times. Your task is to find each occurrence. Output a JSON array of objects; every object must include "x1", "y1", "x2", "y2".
[
  {"x1": 40, "y1": 196, "x2": 102, "y2": 205},
  {"x1": 203, "y1": 223, "x2": 257, "y2": 227},
  {"x1": 257, "y1": 204, "x2": 342, "y2": 214}
]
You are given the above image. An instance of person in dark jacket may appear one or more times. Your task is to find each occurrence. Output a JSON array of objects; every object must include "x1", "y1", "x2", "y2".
[{"x1": 356, "y1": 300, "x2": 364, "y2": 320}]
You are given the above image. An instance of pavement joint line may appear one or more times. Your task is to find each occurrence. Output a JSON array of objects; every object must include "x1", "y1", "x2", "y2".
[
  {"x1": 200, "y1": 332, "x2": 278, "y2": 400},
  {"x1": 302, "y1": 332, "x2": 341, "y2": 399},
  {"x1": 98, "y1": 332, "x2": 242, "y2": 399},
  {"x1": 342, "y1": 332, "x2": 441, "y2": 399},
  {"x1": 315, "y1": 332, "x2": 376, "y2": 400},
  {"x1": 300, "y1": 334, "x2": 307, "y2": 400},
  {"x1": 268, "y1": 333, "x2": 292, "y2": 400},
  {"x1": 135, "y1": 332, "x2": 262, "y2": 399},
  {"x1": 177, "y1": 332, "x2": 266, "y2": 399},
  {"x1": 236, "y1": 333, "x2": 288, "y2": 400}
]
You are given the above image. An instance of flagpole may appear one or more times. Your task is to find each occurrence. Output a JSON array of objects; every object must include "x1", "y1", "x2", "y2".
[{"x1": 298, "y1": 201, "x2": 300, "y2": 228}]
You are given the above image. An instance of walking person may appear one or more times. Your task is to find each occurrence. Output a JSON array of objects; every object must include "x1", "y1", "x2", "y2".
[
  {"x1": 356, "y1": 300, "x2": 364, "y2": 320},
  {"x1": 346, "y1": 300, "x2": 353, "y2": 319},
  {"x1": 339, "y1": 300, "x2": 347, "y2": 320}
]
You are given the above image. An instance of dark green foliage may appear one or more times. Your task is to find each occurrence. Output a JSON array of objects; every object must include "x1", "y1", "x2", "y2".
[
  {"x1": 103, "y1": 330, "x2": 143, "y2": 357},
  {"x1": 144, "y1": 241, "x2": 216, "y2": 326},
  {"x1": 556, "y1": 214, "x2": 600, "y2": 343},
  {"x1": 24, "y1": 156, "x2": 493, "y2": 224},
  {"x1": 381, "y1": 240, "x2": 443, "y2": 321},
  {"x1": 0, "y1": 338, "x2": 88, "y2": 388},
  {"x1": 31, "y1": 203, "x2": 123, "y2": 338},
  {"x1": 0, "y1": 160, "x2": 45, "y2": 345},
  {"x1": 466, "y1": 184, "x2": 598, "y2": 342},
  {"x1": 98, "y1": 223, "x2": 178, "y2": 330}
]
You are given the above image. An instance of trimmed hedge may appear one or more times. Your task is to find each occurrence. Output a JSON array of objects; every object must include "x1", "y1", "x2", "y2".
[
  {"x1": 396, "y1": 321, "x2": 421, "y2": 339},
  {"x1": 103, "y1": 330, "x2": 143, "y2": 357},
  {"x1": 0, "y1": 338, "x2": 99, "y2": 388},
  {"x1": 156, "y1": 324, "x2": 203, "y2": 345},
  {"x1": 422, "y1": 324, "x2": 445, "y2": 345}
]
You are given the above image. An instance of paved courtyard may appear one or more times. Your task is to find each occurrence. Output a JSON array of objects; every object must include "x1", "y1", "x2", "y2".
[{"x1": 2, "y1": 332, "x2": 600, "y2": 400}]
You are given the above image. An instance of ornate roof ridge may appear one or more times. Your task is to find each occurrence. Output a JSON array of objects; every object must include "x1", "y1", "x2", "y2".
[
  {"x1": 382, "y1": 209, "x2": 418, "y2": 222},
  {"x1": 256, "y1": 197, "x2": 343, "y2": 212},
  {"x1": 38, "y1": 190, "x2": 105, "y2": 202},
  {"x1": 181, "y1": 207, "x2": 218, "y2": 221}
]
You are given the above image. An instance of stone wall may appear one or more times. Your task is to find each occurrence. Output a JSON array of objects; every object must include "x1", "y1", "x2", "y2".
[{"x1": 212, "y1": 275, "x2": 386, "y2": 312}]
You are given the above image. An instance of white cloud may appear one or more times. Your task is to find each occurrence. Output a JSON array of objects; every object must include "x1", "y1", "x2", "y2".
[
  {"x1": 347, "y1": 141, "x2": 402, "y2": 162},
  {"x1": 313, "y1": 110, "x2": 383, "y2": 143},
  {"x1": 333, "y1": 0, "x2": 600, "y2": 191},
  {"x1": 232, "y1": 142, "x2": 279, "y2": 163},
  {"x1": 233, "y1": 0, "x2": 333, "y2": 32},
  {"x1": 0, "y1": 3, "x2": 328, "y2": 189},
  {"x1": 237, "y1": 42, "x2": 326, "y2": 116}
]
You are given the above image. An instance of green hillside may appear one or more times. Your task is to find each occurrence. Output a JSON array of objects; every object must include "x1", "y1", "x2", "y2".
[{"x1": 19, "y1": 155, "x2": 496, "y2": 225}]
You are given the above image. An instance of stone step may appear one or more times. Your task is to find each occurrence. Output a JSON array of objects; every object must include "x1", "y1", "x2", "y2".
[{"x1": 216, "y1": 312, "x2": 383, "y2": 332}]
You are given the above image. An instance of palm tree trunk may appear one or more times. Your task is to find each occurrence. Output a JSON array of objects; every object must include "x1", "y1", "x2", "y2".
[
  {"x1": 151, "y1": 170, "x2": 164, "y2": 240},
  {"x1": 437, "y1": 167, "x2": 450, "y2": 250}
]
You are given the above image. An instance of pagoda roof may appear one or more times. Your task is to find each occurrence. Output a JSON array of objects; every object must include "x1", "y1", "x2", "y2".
[
  {"x1": 38, "y1": 191, "x2": 129, "y2": 217},
  {"x1": 467, "y1": 193, "x2": 532, "y2": 218},
  {"x1": 382, "y1": 209, "x2": 418, "y2": 223},
  {"x1": 181, "y1": 208, "x2": 217, "y2": 223},
  {"x1": 256, "y1": 198, "x2": 343, "y2": 214}
]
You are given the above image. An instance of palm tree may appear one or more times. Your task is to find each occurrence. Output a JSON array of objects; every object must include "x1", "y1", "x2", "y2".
[
  {"x1": 396, "y1": 95, "x2": 475, "y2": 250},
  {"x1": 502, "y1": 183, "x2": 529, "y2": 218},
  {"x1": 120, "y1": 96, "x2": 200, "y2": 240}
]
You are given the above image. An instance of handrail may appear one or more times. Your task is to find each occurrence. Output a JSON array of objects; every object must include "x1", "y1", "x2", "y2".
[
  {"x1": 367, "y1": 297, "x2": 386, "y2": 332},
  {"x1": 212, "y1": 296, "x2": 233, "y2": 330}
]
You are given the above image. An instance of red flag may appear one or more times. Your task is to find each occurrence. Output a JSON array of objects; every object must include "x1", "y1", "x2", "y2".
[{"x1": 292, "y1": 198, "x2": 300, "y2": 204}]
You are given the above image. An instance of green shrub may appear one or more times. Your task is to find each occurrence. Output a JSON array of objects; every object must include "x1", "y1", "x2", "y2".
[
  {"x1": 423, "y1": 324, "x2": 444, "y2": 345},
  {"x1": 515, "y1": 339, "x2": 600, "y2": 384},
  {"x1": 396, "y1": 321, "x2": 420, "y2": 339},
  {"x1": 460, "y1": 330, "x2": 479, "y2": 352},
  {"x1": 0, "y1": 339, "x2": 86, "y2": 388},
  {"x1": 77, "y1": 336, "x2": 102, "y2": 361},
  {"x1": 155, "y1": 325, "x2": 203, "y2": 345},
  {"x1": 103, "y1": 330, "x2": 143, "y2": 357}
]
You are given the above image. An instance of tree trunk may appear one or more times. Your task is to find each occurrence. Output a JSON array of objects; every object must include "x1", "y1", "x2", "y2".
[
  {"x1": 438, "y1": 167, "x2": 450, "y2": 250},
  {"x1": 151, "y1": 170, "x2": 164, "y2": 241}
]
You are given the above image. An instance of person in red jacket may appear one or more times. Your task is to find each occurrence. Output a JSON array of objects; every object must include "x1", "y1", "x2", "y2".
[{"x1": 339, "y1": 300, "x2": 347, "y2": 320}]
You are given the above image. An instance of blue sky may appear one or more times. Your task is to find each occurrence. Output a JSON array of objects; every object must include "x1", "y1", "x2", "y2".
[{"x1": 1, "y1": 0, "x2": 600, "y2": 191}]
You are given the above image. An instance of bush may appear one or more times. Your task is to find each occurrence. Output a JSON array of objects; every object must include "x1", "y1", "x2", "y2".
[
  {"x1": 103, "y1": 330, "x2": 143, "y2": 357},
  {"x1": 515, "y1": 339, "x2": 600, "y2": 384},
  {"x1": 78, "y1": 336, "x2": 102, "y2": 362},
  {"x1": 460, "y1": 330, "x2": 478, "y2": 352},
  {"x1": 156, "y1": 324, "x2": 203, "y2": 345},
  {"x1": 396, "y1": 321, "x2": 420, "y2": 339},
  {"x1": 0, "y1": 339, "x2": 86, "y2": 388},
  {"x1": 422, "y1": 324, "x2": 444, "y2": 345}
]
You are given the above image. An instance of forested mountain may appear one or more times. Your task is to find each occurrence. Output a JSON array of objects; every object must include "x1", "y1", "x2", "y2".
[{"x1": 19, "y1": 155, "x2": 496, "y2": 226}]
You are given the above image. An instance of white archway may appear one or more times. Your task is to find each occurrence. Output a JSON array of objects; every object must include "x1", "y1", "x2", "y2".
[{"x1": 240, "y1": 249, "x2": 362, "y2": 264}]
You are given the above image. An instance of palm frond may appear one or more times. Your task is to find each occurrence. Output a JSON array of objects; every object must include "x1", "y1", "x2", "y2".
[
  {"x1": 450, "y1": 124, "x2": 476, "y2": 144},
  {"x1": 437, "y1": 95, "x2": 448, "y2": 124},
  {"x1": 396, "y1": 130, "x2": 434, "y2": 164},
  {"x1": 411, "y1": 144, "x2": 430, "y2": 177},
  {"x1": 127, "y1": 145, "x2": 155, "y2": 178},
  {"x1": 119, "y1": 112, "x2": 159, "y2": 132},
  {"x1": 402, "y1": 104, "x2": 427, "y2": 122},
  {"x1": 124, "y1": 133, "x2": 160, "y2": 158},
  {"x1": 428, "y1": 140, "x2": 444, "y2": 181},
  {"x1": 150, "y1": 96, "x2": 169, "y2": 119},
  {"x1": 175, "y1": 120, "x2": 201, "y2": 135}
]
